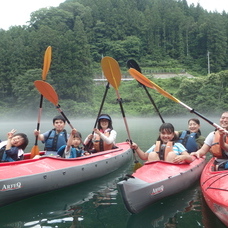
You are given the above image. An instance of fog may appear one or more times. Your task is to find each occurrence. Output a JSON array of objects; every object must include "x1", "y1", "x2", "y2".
[{"x1": 0, "y1": 114, "x2": 219, "y2": 152}]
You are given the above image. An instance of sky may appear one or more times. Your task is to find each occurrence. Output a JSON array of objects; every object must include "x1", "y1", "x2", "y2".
[{"x1": 0, "y1": 0, "x2": 228, "y2": 30}]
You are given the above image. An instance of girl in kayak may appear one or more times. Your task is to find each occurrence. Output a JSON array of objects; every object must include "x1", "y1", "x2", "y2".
[
  {"x1": 131, "y1": 123, "x2": 193, "y2": 163},
  {"x1": 0, "y1": 129, "x2": 29, "y2": 162},
  {"x1": 57, "y1": 128, "x2": 84, "y2": 158},
  {"x1": 84, "y1": 114, "x2": 117, "y2": 153}
]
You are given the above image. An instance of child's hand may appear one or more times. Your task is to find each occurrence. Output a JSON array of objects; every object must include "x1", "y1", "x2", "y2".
[
  {"x1": 34, "y1": 129, "x2": 40, "y2": 136},
  {"x1": 88, "y1": 134, "x2": 93, "y2": 140},
  {"x1": 71, "y1": 128, "x2": 77, "y2": 135},
  {"x1": 94, "y1": 128, "x2": 100, "y2": 135},
  {"x1": 7, "y1": 129, "x2": 16, "y2": 139}
]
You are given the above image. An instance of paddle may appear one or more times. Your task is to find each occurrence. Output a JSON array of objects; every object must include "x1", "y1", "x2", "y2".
[
  {"x1": 85, "y1": 82, "x2": 110, "y2": 151},
  {"x1": 127, "y1": 59, "x2": 165, "y2": 123},
  {"x1": 34, "y1": 80, "x2": 74, "y2": 129},
  {"x1": 128, "y1": 68, "x2": 228, "y2": 133},
  {"x1": 31, "y1": 46, "x2": 52, "y2": 158},
  {"x1": 101, "y1": 56, "x2": 143, "y2": 171}
]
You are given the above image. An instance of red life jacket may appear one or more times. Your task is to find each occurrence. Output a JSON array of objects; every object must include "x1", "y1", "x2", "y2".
[
  {"x1": 210, "y1": 131, "x2": 228, "y2": 158},
  {"x1": 93, "y1": 130, "x2": 114, "y2": 152}
]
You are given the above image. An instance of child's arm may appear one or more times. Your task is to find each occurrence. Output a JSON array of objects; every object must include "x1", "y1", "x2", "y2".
[
  {"x1": 5, "y1": 129, "x2": 16, "y2": 150},
  {"x1": 65, "y1": 128, "x2": 77, "y2": 151}
]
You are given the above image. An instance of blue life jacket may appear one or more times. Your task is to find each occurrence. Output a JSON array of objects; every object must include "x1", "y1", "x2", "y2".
[
  {"x1": 177, "y1": 130, "x2": 198, "y2": 153},
  {"x1": 57, "y1": 145, "x2": 83, "y2": 158},
  {"x1": 70, "y1": 147, "x2": 84, "y2": 158},
  {"x1": 2, "y1": 152, "x2": 15, "y2": 162},
  {"x1": 44, "y1": 129, "x2": 67, "y2": 151}
]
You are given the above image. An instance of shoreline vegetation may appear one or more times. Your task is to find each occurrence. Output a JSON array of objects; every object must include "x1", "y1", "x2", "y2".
[{"x1": 1, "y1": 69, "x2": 228, "y2": 119}]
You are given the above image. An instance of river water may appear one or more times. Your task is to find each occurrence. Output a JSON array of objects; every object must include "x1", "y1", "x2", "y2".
[{"x1": 0, "y1": 116, "x2": 227, "y2": 227}]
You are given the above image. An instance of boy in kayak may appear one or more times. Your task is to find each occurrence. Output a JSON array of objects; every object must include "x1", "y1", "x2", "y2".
[
  {"x1": 34, "y1": 115, "x2": 68, "y2": 156},
  {"x1": 57, "y1": 128, "x2": 84, "y2": 158},
  {"x1": 130, "y1": 123, "x2": 193, "y2": 163},
  {"x1": 0, "y1": 129, "x2": 28, "y2": 162}
]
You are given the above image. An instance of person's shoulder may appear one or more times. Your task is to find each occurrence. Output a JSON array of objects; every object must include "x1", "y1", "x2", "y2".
[{"x1": 43, "y1": 129, "x2": 53, "y2": 135}]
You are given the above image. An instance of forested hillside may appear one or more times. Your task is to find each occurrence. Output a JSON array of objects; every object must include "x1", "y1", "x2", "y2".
[{"x1": 0, "y1": 0, "x2": 228, "y2": 118}]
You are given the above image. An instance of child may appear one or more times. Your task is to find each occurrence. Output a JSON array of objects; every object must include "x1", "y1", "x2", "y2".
[
  {"x1": 34, "y1": 115, "x2": 68, "y2": 155},
  {"x1": 57, "y1": 128, "x2": 84, "y2": 158},
  {"x1": 84, "y1": 114, "x2": 117, "y2": 153},
  {"x1": 131, "y1": 123, "x2": 193, "y2": 164},
  {"x1": 0, "y1": 129, "x2": 29, "y2": 162}
]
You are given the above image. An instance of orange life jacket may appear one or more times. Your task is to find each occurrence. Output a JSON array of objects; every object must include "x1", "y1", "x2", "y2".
[
  {"x1": 93, "y1": 131, "x2": 114, "y2": 152},
  {"x1": 210, "y1": 131, "x2": 228, "y2": 158},
  {"x1": 154, "y1": 141, "x2": 173, "y2": 160}
]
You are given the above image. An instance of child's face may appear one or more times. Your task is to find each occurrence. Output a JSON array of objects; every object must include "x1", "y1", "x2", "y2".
[
  {"x1": 72, "y1": 137, "x2": 81, "y2": 147},
  {"x1": 11, "y1": 136, "x2": 24, "y2": 147},
  {"x1": 160, "y1": 130, "x2": 174, "y2": 143},
  {"x1": 53, "y1": 120, "x2": 66, "y2": 132},
  {"x1": 100, "y1": 119, "x2": 109, "y2": 129}
]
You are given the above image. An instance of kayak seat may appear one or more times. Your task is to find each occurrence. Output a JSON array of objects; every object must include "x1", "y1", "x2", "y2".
[{"x1": 214, "y1": 159, "x2": 228, "y2": 171}]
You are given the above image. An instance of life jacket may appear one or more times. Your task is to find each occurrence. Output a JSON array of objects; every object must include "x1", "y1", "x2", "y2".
[
  {"x1": 44, "y1": 129, "x2": 67, "y2": 151},
  {"x1": 93, "y1": 130, "x2": 114, "y2": 152},
  {"x1": 177, "y1": 130, "x2": 198, "y2": 153},
  {"x1": 0, "y1": 141, "x2": 24, "y2": 162},
  {"x1": 154, "y1": 141, "x2": 173, "y2": 160},
  {"x1": 210, "y1": 130, "x2": 228, "y2": 158},
  {"x1": 70, "y1": 147, "x2": 84, "y2": 158}
]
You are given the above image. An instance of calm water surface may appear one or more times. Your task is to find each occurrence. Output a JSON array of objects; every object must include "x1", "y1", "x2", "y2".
[{"x1": 0, "y1": 116, "x2": 226, "y2": 227}]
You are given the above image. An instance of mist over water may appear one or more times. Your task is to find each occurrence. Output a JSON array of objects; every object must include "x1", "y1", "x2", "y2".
[{"x1": 0, "y1": 115, "x2": 218, "y2": 152}]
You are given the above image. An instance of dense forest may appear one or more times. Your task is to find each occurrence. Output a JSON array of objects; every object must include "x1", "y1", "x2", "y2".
[{"x1": 0, "y1": 0, "x2": 228, "y2": 118}]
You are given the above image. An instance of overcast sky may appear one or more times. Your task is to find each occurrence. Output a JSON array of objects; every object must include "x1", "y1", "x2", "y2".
[{"x1": 0, "y1": 0, "x2": 227, "y2": 30}]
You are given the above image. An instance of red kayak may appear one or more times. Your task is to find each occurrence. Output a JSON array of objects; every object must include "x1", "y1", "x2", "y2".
[
  {"x1": 201, "y1": 157, "x2": 228, "y2": 227},
  {"x1": 0, "y1": 142, "x2": 132, "y2": 207}
]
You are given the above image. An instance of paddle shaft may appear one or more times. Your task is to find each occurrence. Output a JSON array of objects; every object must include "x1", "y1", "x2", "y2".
[
  {"x1": 127, "y1": 59, "x2": 165, "y2": 123},
  {"x1": 35, "y1": 95, "x2": 44, "y2": 145},
  {"x1": 143, "y1": 85, "x2": 165, "y2": 123},
  {"x1": 56, "y1": 105, "x2": 74, "y2": 129},
  {"x1": 85, "y1": 83, "x2": 110, "y2": 151},
  {"x1": 93, "y1": 82, "x2": 110, "y2": 129}
]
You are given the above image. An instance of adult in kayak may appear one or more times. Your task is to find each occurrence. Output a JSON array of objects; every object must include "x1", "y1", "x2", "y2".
[
  {"x1": 84, "y1": 114, "x2": 117, "y2": 153},
  {"x1": 191, "y1": 111, "x2": 228, "y2": 159},
  {"x1": 131, "y1": 123, "x2": 193, "y2": 164},
  {"x1": 176, "y1": 118, "x2": 205, "y2": 153}
]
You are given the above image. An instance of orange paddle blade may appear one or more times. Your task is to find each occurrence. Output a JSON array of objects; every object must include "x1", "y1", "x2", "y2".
[
  {"x1": 128, "y1": 68, "x2": 180, "y2": 103},
  {"x1": 34, "y1": 80, "x2": 59, "y2": 106},
  {"x1": 101, "y1": 56, "x2": 121, "y2": 90},
  {"x1": 30, "y1": 145, "x2": 40, "y2": 158},
  {"x1": 42, "y1": 46, "x2": 52, "y2": 80}
]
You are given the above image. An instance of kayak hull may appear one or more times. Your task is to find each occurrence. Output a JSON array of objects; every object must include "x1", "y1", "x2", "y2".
[
  {"x1": 201, "y1": 157, "x2": 228, "y2": 227},
  {"x1": 118, "y1": 156, "x2": 206, "y2": 213},
  {"x1": 0, "y1": 142, "x2": 132, "y2": 207}
]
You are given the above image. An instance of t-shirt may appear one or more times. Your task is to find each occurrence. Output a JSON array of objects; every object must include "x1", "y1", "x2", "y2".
[{"x1": 204, "y1": 131, "x2": 214, "y2": 147}]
